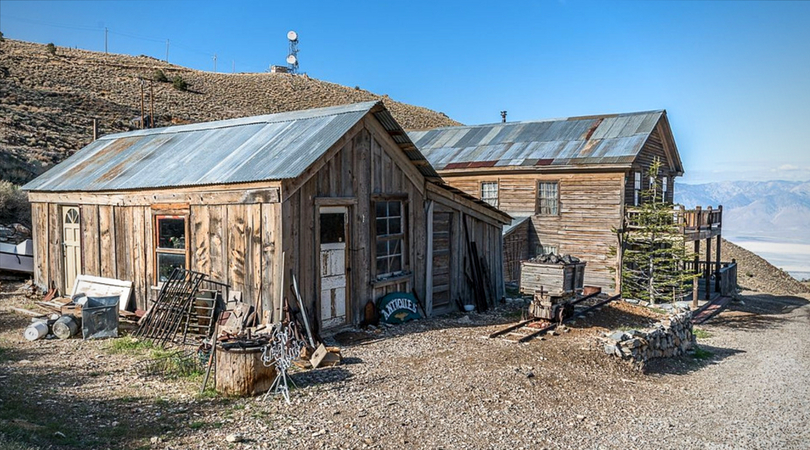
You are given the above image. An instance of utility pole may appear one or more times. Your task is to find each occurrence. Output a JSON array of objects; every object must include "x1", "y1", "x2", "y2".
[
  {"x1": 140, "y1": 79, "x2": 145, "y2": 130},
  {"x1": 213, "y1": 54, "x2": 217, "y2": 72},
  {"x1": 165, "y1": 39, "x2": 169, "y2": 62},
  {"x1": 105, "y1": 27, "x2": 108, "y2": 53},
  {"x1": 150, "y1": 80, "x2": 155, "y2": 129}
]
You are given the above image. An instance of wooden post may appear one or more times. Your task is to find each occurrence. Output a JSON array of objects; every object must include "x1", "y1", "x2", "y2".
[
  {"x1": 215, "y1": 346, "x2": 276, "y2": 396},
  {"x1": 704, "y1": 236, "x2": 712, "y2": 300},
  {"x1": 715, "y1": 233, "x2": 722, "y2": 293},
  {"x1": 692, "y1": 239, "x2": 699, "y2": 307}
]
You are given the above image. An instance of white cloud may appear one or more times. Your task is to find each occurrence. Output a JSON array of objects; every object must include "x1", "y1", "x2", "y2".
[{"x1": 778, "y1": 164, "x2": 801, "y2": 171}]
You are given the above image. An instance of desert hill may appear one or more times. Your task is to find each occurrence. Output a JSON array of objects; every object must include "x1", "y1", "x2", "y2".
[{"x1": 0, "y1": 39, "x2": 460, "y2": 185}]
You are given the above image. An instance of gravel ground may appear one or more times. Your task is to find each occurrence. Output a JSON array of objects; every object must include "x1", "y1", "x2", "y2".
[{"x1": 1, "y1": 279, "x2": 808, "y2": 450}]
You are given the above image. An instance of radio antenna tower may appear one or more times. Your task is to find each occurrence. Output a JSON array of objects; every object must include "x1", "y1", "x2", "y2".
[{"x1": 286, "y1": 31, "x2": 299, "y2": 74}]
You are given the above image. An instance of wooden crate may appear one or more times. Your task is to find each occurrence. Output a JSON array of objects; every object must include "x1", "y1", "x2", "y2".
[{"x1": 520, "y1": 261, "x2": 586, "y2": 295}]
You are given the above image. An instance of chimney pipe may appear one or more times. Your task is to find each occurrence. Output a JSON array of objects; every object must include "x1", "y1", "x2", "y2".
[
  {"x1": 500, "y1": 111, "x2": 507, "y2": 123},
  {"x1": 92, "y1": 119, "x2": 98, "y2": 140}
]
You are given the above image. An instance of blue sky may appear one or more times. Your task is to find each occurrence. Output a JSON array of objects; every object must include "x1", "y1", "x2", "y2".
[{"x1": 2, "y1": 0, "x2": 809, "y2": 184}]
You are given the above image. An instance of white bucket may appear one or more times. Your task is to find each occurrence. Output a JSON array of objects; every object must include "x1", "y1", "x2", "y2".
[{"x1": 24, "y1": 321, "x2": 48, "y2": 341}]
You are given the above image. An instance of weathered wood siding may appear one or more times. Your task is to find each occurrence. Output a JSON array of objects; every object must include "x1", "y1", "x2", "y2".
[
  {"x1": 280, "y1": 121, "x2": 428, "y2": 330},
  {"x1": 624, "y1": 126, "x2": 678, "y2": 205},
  {"x1": 503, "y1": 218, "x2": 531, "y2": 283},
  {"x1": 28, "y1": 184, "x2": 282, "y2": 314},
  {"x1": 439, "y1": 172, "x2": 624, "y2": 291}
]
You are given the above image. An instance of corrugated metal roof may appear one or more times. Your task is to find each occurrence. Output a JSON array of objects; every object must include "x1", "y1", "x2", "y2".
[
  {"x1": 24, "y1": 102, "x2": 442, "y2": 192},
  {"x1": 408, "y1": 110, "x2": 668, "y2": 171}
]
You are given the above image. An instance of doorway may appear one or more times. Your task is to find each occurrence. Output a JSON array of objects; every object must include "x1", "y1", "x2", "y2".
[
  {"x1": 319, "y1": 206, "x2": 348, "y2": 329},
  {"x1": 62, "y1": 206, "x2": 81, "y2": 293}
]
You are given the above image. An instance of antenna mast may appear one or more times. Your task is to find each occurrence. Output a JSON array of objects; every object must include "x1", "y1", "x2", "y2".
[{"x1": 286, "y1": 31, "x2": 299, "y2": 74}]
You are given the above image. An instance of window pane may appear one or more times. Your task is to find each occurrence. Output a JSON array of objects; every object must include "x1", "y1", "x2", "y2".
[
  {"x1": 158, "y1": 218, "x2": 185, "y2": 249},
  {"x1": 376, "y1": 218, "x2": 388, "y2": 236},
  {"x1": 388, "y1": 201, "x2": 400, "y2": 217},
  {"x1": 376, "y1": 256, "x2": 388, "y2": 275},
  {"x1": 390, "y1": 238, "x2": 401, "y2": 256},
  {"x1": 390, "y1": 255, "x2": 401, "y2": 273},
  {"x1": 320, "y1": 213, "x2": 345, "y2": 244},
  {"x1": 389, "y1": 218, "x2": 401, "y2": 235},
  {"x1": 157, "y1": 252, "x2": 186, "y2": 282},
  {"x1": 537, "y1": 182, "x2": 558, "y2": 215},
  {"x1": 376, "y1": 240, "x2": 388, "y2": 257},
  {"x1": 376, "y1": 201, "x2": 387, "y2": 218}
]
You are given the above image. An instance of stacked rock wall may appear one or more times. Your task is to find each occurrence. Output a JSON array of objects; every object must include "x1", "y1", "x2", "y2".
[{"x1": 602, "y1": 311, "x2": 696, "y2": 369}]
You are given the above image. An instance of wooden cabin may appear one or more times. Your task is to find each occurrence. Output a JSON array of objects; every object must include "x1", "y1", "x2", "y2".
[
  {"x1": 408, "y1": 110, "x2": 687, "y2": 292},
  {"x1": 23, "y1": 102, "x2": 510, "y2": 331}
]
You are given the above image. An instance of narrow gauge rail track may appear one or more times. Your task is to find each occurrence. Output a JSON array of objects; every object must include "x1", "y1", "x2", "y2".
[{"x1": 489, "y1": 293, "x2": 621, "y2": 343}]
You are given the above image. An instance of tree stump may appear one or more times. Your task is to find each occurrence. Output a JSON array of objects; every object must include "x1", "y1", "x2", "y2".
[{"x1": 215, "y1": 346, "x2": 276, "y2": 396}]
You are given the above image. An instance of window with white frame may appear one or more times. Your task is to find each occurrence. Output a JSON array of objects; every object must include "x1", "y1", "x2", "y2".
[
  {"x1": 662, "y1": 176, "x2": 668, "y2": 201},
  {"x1": 374, "y1": 200, "x2": 405, "y2": 278},
  {"x1": 633, "y1": 172, "x2": 642, "y2": 206},
  {"x1": 155, "y1": 215, "x2": 187, "y2": 282},
  {"x1": 537, "y1": 181, "x2": 559, "y2": 215},
  {"x1": 481, "y1": 181, "x2": 498, "y2": 208}
]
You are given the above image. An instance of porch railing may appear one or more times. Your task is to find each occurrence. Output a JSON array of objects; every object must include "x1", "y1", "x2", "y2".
[{"x1": 625, "y1": 205, "x2": 722, "y2": 237}]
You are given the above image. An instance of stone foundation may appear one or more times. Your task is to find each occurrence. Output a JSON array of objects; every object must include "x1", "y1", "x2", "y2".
[{"x1": 602, "y1": 311, "x2": 696, "y2": 369}]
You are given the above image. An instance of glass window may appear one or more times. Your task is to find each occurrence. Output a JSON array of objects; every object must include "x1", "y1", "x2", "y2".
[
  {"x1": 662, "y1": 176, "x2": 668, "y2": 201},
  {"x1": 320, "y1": 213, "x2": 346, "y2": 244},
  {"x1": 155, "y1": 215, "x2": 186, "y2": 282},
  {"x1": 537, "y1": 182, "x2": 559, "y2": 215},
  {"x1": 537, "y1": 243, "x2": 558, "y2": 256},
  {"x1": 374, "y1": 200, "x2": 405, "y2": 278},
  {"x1": 481, "y1": 182, "x2": 498, "y2": 208},
  {"x1": 634, "y1": 172, "x2": 642, "y2": 206}
]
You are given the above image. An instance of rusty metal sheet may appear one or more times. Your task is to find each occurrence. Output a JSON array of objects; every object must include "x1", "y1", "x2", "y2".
[{"x1": 408, "y1": 110, "x2": 669, "y2": 172}]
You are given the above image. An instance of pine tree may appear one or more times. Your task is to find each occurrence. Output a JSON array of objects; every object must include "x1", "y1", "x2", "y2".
[{"x1": 619, "y1": 158, "x2": 692, "y2": 304}]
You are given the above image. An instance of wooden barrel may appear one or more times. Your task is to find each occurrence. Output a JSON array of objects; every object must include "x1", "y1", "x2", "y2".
[{"x1": 215, "y1": 346, "x2": 276, "y2": 396}]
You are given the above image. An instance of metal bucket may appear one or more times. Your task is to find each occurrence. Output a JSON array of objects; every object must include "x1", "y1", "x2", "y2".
[{"x1": 53, "y1": 315, "x2": 79, "y2": 340}]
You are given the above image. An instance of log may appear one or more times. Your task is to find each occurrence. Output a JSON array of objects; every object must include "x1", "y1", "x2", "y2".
[{"x1": 215, "y1": 346, "x2": 276, "y2": 396}]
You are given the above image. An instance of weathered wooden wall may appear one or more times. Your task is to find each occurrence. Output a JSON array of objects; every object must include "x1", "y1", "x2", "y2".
[
  {"x1": 438, "y1": 172, "x2": 624, "y2": 291},
  {"x1": 281, "y1": 120, "x2": 429, "y2": 330},
  {"x1": 28, "y1": 184, "x2": 282, "y2": 314},
  {"x1": 503, "y1": 217, "x2": 531, "y2": 283},
  {"x1": 624, "y1": 126, "x2": 678, "y2": 205}
]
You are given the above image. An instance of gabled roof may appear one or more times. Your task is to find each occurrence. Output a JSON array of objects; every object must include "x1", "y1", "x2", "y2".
[
  {"x1": 407, "y1": 110, "x2": 683, "y2": 174},
  {"x1": 24, "y1": 102, "x2": 441, "y2": 192}
]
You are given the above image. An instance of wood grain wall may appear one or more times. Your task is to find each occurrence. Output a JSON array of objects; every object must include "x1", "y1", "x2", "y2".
[{"x1": 439, "y1": 172, "x2": 624, "y2": 291}]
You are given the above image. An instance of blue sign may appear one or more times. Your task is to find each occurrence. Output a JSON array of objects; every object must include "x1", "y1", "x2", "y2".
[{"x1": 376, "y1": 292, "x2": 420, "y2": 324}]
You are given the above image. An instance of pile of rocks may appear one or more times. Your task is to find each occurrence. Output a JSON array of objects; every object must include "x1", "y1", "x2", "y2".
[
  {"x1": 0, "y1": 223, "x2": 31, "y2": 244},
  {"x1": 528, "y1": 253, "x2": 580, "y2": 265},
  {"x1": 602, "y1": 311, "x2": 696, "y2": 369}
]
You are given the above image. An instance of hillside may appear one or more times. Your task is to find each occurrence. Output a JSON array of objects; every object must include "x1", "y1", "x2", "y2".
[
  {"x1": 0, "y1": 39, "x2": 460, "y2": 184},
  {"x1": 676, "y1": 180, "x2": 810, "y2": 244},
  {"x1": 700, "y1": 238, "x2": 810, "y2": 296}
]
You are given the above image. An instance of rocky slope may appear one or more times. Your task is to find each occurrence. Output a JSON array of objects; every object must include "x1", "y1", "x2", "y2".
[
  {"x1": 0, "y1": 39, "x2": 460, "y2": 184},
  {"x1": 707, "y1": 239, "x2": 810, "y2": 296}
]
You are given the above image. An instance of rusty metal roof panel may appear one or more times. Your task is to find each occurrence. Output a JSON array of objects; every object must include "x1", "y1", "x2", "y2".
[
  {"x1": 408, "y1": 110, "x2": 664, "y2": 171},
  {"x1": 24, "y1": 102, "x2": 386, "y2": 192}
]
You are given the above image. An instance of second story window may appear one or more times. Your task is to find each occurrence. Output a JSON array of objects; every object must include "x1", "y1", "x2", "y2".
[
  {"x1": 662, "y1": 176, "x2": 668, "y2": 202},
  {"x1": 481, "y1": 181, "x2": 498, "y2": 208},
  {"x1": 537, "y1": 181, "x2": 559, "y2": 216},
  {"x1": 634, "y1": 172, "x2": 642, "y2": 206}
]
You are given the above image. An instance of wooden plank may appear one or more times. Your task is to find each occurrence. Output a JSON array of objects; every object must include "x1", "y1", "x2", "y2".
[
  {"x1": 131, "y1": 207, "x2": 146, "y2": 309},
  {"x1": 79, "y1": 204, "x2": 100, "y2": 276},
  {"x1": 47, "y1": 203, "x2": 62, "y2": 293},
  {"x1": 299, "y1": 177, "x2": 316, "y2": 323},
  {"x1": 261, "y1": 203, "x2": 279, "y2": 321},
  {"x1": 98, "y1": 205, "x2": 116, "y2": 279},
  {"x1": 29, "y1": 186, "x2": 281, "y2": 207},
  {"x1": 143, "y1": 209, "x2": 155, "y2": 300},
  {"x1": 247, "y1": 203, "x2": 262, "y2": 316},
  {"x1": 190, "y1": 205, "x2": 210, "y2": 275},
  {"x1": 227, "y1": 204, "x2": 247, "y2": 293},
  {"x1": 31, "y1": 203, "x2": 48, "y2": 289},
  {"x1": 208, "y1": 205, "x2": 227, "y2": 284}
]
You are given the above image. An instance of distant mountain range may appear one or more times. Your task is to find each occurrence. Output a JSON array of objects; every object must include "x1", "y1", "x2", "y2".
[{"x1": 675, "y1": 180, "x2": 810, "y2": 245}]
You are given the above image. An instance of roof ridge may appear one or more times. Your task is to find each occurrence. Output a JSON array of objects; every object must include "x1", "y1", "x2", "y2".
[{"x1": 408, "y1": 109, "x2": 665, "y2": 132}]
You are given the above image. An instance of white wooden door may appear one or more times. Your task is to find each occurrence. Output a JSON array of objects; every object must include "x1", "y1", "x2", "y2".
[
  {"x1": 62, "y1": 206, "x2": 81, "y2": 293},
  {"x1": 319, "y1": 207, "x2": 348, "y2": 329}
]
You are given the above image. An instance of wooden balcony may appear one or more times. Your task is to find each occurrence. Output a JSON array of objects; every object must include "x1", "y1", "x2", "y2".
[{"x1": 624, "y1": 205, "x2": 722, "y2": 241}]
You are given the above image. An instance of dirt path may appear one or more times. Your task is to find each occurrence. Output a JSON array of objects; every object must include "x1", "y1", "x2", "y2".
[{"x1": 1, "y1": 286, "x2": 808, "y2": 449}]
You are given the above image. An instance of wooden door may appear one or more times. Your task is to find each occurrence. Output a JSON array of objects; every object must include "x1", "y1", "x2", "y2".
[
  {"x1": 62, "y1": 206, "x2": 81, "y2": 293},
  {"x1": 432, "y1": 211, "x2": 452, "y2": 309},
  {"x1": 319, "y1": 206, "x2": 348, "y2": 329}
]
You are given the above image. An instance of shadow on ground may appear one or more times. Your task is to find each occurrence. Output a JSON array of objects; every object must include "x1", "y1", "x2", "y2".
[
  {"x1": 644, "y1": 343, "x2": 745, "y2": 376},
  {"x1": 708, "y1": 293, "x2": 809, "y2": 332}
]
